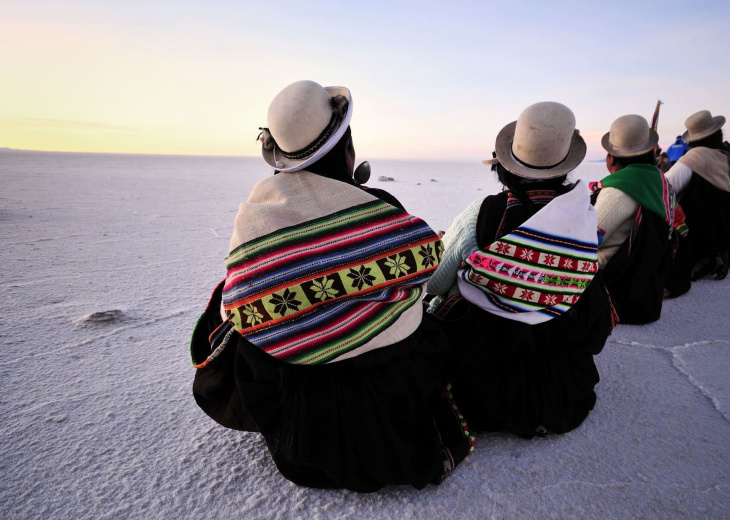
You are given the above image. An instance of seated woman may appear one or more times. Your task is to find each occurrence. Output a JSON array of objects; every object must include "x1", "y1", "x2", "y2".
[
  {"x1": 592, "y1": 115, "x2": 674, "y2": 323},
  {"x1": 427, "y1": 102, "x2": 615, "y2": 439},
  {"x1": 190, "y1": 80, "x2": 472, "y2": 492},
  {"x1": 665, "y1": 110, "x2": 730, "y2": 283}
]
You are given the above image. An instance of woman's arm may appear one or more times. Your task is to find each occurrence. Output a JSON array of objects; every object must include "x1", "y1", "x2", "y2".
[
  {"x1": 426, "y1": 198, "x2": 483, "y2": 295},
  {"x1": 594, "y1": 187, "x2": 638, "y2": 268},
  {"x1": 665, "y1": 162, "x2": 693, "y2": 194}
]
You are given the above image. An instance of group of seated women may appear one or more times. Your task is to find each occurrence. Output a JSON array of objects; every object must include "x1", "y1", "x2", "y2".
[{"x1": 189, "y1": 80, "x2": 729, "y2": 492}]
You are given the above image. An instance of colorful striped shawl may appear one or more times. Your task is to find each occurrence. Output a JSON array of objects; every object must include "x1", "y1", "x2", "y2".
[
  {"x1": 457, "y1": 181, "x2": 599, "y2": 325},
  {"x1": 223, "y1": 172, "x2": 442, "y2": 364}
]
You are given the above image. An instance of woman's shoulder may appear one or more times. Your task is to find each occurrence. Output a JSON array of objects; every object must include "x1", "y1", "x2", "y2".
[
  {"x1": 478, "y1": 190, "x2": 509, "y2": 213},
  {"x1": 359, "y1": 186, "x2": 405, "y2": 210},
  {"x1": 460, "y1": 196, "x2": 489, "y2": 221},
  {"x1": 475, "y1": 191, "x2": 509, "y2": 245}
]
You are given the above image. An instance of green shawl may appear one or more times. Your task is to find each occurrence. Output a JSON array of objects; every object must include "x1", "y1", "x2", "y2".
[{"x1": 597, "y1": 164, "x2": 671, "y2": 223}]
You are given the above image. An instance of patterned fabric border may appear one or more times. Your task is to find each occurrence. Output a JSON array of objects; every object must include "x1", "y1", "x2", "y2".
[
  {"x1": 463, "y1": 225, "x2": 598, "y2": 317},
  {"x1": 252, "y1": 287, "x2": 423, "y2": 365},
  {"x1": 505, "y1": 190, "x2": 560, "y2": 209},
  {"x1": 224, "y1": 200, "x2": 440, "y2": 302},
  {"x1": 226, "y1": 243, "x2": 437, "y2": 332},
  {"x1": 222, "y1": 199, "x2": 443, "y2": 364},
  {"x1": 445, "y1": 384, "x2": 476, "y2": 454}
]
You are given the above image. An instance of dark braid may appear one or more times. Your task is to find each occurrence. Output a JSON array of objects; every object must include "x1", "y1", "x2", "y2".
[
  {"x1": 611, "y1": 150, "x2": 656, "y2": 170},
  {"x1": 305, "y1": 126, "x2": 355, "y2": 185},
  {"x1": 688, "y1": 129, "x2": 724, "y2": 150},
  {"x1": 495, "y1": 162, "x2": 569, "y2": 205}
]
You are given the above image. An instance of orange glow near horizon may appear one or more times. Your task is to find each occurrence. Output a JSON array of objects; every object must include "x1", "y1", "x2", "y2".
[
  {"x1": 0, "y1": 117, "x2": 253, "y2": 156},
  {"x1": 3, "y1": 3, "x2": 728, "y2": 160}
]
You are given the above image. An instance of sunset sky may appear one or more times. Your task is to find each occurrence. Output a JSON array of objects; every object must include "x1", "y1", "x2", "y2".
[{"x1": 2, "y1": 0, "x2": 729, "y2": 160}]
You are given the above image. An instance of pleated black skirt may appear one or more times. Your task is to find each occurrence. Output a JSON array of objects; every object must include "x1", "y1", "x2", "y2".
[
  {"x1": 191, "y1": 282, "x2": 472, "y2": 492},
  {"x1": 431, "y1": 274, "x2": 614, "y2": 439}
]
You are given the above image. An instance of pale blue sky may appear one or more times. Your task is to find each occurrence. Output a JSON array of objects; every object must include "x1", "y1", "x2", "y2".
[{"x1": 2, "y1": 0, "x2": 729, "y2": 159}]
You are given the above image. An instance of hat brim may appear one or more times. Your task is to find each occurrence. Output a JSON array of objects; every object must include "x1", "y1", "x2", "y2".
[
  {"x1": 601, "y1": 128, "x2": 659, "y2": 157},
  {"x1": 262, "y1": 86, "x2": 352, "y2": 172},
  {"x1": 494, "y1": 121, "x2": 586, "y2": 179},
  {"x1": 682, "y1": 115, "x2": 726, "y2": 143}
]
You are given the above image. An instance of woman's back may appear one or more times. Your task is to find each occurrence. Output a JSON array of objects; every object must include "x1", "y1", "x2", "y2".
[
  {"x1": 427, "y1": 101, "x2": 613, "y2": 439},
  {"x1": 434, "y1": 186, "x2": 613, "y2": 437}
]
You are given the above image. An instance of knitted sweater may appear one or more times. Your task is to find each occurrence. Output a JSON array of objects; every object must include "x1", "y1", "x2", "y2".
[
  {"x1": 426, "y1": 197, "x2": 482, "y2": 302},
  {"x1": 594, "y1": 187, "x2": 638, "y2": 268}
]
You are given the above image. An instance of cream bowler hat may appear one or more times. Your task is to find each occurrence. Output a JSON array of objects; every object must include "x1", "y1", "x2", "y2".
[
  {"x1": 682, "y1": 110, "x2": 725, "y2": 143},
  {"x1": 259, "y1": 80, "x2": 353, "y2": 172},
  {"x1": 491, "y1": 101, "x2": 586, "y2": 179},
  {"x1": 601, "y1": 114, "x2": 659, "y2": 157}
]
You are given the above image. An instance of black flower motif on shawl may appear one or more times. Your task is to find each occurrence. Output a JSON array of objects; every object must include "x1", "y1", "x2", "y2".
[
  {"x1": 269, "y1": 288, "x2": 302, "y2": 316},
  {"x1": 418, "y1": 244, "x2": 437, "y2": 268},
  {"x1": 347, "y1": 265, "x2": 376, "y2": 291}
]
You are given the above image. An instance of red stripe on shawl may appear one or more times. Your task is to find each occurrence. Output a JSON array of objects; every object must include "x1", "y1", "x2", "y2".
[
  {"x1": 661, "y1": 174, "x2": 672, "y2": 224},
  {"x1": 262, "y1": 288, "x2": 415, "y2": 361},
  {"x1": 224, "y1": 236, "x2": 438, "y2": 306},
  {"x1": 225, "y1": 213, "x2": 417, "y2": 287},
  {"x1": 226, "y1": 264, "x2": 435, "y2": 333}
]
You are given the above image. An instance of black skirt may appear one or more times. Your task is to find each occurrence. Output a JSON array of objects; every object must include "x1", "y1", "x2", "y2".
[
  {"x1": 431, "y1": 188, "x2": 614, "y2": 439},
  {"x1": 432, "y1": 274, "x2": 613, "y2": 439},
  {"x1": 191, "y1": 282, "x2": 472, "y2": 492}
]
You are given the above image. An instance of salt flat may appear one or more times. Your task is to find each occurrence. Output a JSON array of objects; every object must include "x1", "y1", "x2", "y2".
[{"x1": 1, "y1": 151, "x2": 728, "y2": 519}]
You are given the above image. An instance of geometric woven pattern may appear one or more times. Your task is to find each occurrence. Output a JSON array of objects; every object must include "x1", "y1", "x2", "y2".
[
  {"x1": 463, "y1": 226, "x2": 598, "y2": 318},
  {"x1": 223, "y1": 200, "x2": 442, "y2": 364}
]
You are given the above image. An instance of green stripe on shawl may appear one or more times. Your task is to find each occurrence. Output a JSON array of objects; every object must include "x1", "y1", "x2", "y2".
[{"x1": 599, "y1": 164, "x2": 668, "y2": 221}]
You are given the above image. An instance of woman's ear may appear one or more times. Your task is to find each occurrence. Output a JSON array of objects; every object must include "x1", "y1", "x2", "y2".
[{"x1": 605, "y1": 154, "x2": 619, "y2": 173}]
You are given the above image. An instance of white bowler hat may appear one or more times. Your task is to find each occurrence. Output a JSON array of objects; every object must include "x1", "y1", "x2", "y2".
[
  {"x1": 682, "y1": 110, "x2": 725, "y2": 143},
  {"x1": 601, "y1": 114, "x2": 659, "y2": 157},
  {"x1": 259, "y1": 80, "x2": 352, "y2": 172},
  {"x1": 490, "y1": 101, "x2": 586, "y2": 179}
]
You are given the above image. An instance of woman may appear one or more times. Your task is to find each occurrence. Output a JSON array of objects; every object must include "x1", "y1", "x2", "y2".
[
  {"x1": 665, "y1": 110, "x2": 730, "y2": 282},
  {"x1": 591, "y1": 114, "x2": 674, "y2": 322},
  {"x1": 427, "y1": 102, "x2": 615, "y2": 439},
  {"x1": 190, "y1": 81, "x2": 472, "y2": 492}
]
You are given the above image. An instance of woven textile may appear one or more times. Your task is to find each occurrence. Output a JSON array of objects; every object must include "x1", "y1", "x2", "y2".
[
  {"x1": 223, "y1": 197, "x2": 442, "y2": 365},
  {"x1": 457, "y1": 181, "x2": 599, "y2": 324},
  {"x1": 673, "y1": 204, "x2": 689, "y2": 237},
  {"x1": 505, "y1": 189, "x2": 559, "y2": 209}
]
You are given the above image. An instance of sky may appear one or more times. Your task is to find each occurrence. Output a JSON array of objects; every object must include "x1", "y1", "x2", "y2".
[{"x1": 2, "y1": 0, "x2": 729, "y2": 160}]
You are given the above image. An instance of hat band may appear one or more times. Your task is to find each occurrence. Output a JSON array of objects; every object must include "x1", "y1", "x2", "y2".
[
  {"x1": 608, "y1": 139, "x2": 653, "y2": 155},
  {"x1": 280, "y1": 109, "x2": 339, "y2": 160},
  {"x1": 511, "y1": 146, "x2": 569, "y2": 171}
]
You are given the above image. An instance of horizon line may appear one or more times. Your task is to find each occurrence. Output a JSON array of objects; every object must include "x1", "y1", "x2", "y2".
[{"x1": 0, "y1": 147, "x2": 608, "y2": 163}]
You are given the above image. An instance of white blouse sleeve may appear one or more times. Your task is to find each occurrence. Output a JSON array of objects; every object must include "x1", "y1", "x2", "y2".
[{"x1": 665, "y1": 162, "x2": 693, "y2": 194}]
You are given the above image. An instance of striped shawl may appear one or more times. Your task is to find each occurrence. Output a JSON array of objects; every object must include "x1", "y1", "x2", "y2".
[
  {"x1": 457, "y1": 181, "x2": 599, "y2": 325},
  {"x1": 223, "y1": 171, "x2": 442, "y2": 364}
]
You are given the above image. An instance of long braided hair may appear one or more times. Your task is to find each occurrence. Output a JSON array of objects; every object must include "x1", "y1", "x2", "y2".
[{"x1": 304, "y1": 126, "x2": 355, "y2": 184}]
